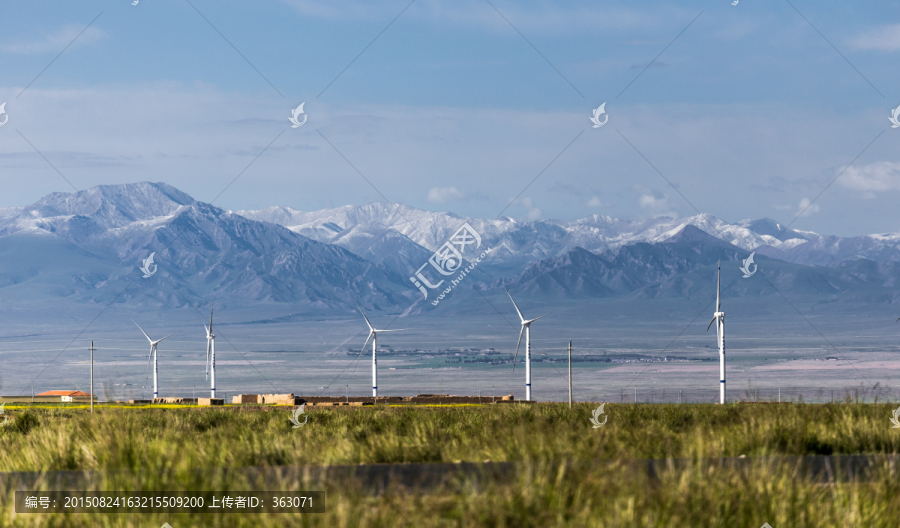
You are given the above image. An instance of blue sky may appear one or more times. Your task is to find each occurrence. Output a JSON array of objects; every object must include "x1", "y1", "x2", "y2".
[{"x1": 0, "y1": 0, "x2": 898, "y2": 236}]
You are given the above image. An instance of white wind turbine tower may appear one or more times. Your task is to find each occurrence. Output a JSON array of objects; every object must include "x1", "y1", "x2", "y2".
[
  {"x1": 133, "y1": 321, "x2": 175, "y2": 402},
  {"x1": 507, "y1": 289, "x2": 548, "y2": 402},
  {"x1": 706, "y1": 262, "x2": 726, "y2": 404},
  {"x1": 356, "y1": 304, "x2": 404, "y2": 398},
  {"x1": 205, "y1": 309, "x2": 216, "y2": 399}
]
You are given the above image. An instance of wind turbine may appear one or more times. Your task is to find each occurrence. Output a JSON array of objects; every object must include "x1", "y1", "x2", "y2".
[
  {"x1": 356, "y1": 303, "x2": 403, "y2": 398},
  {"x1": 706, "y1": 262, "x2": 726, "y2": 404},
  {"x1": 205, "y1": 309, "x2": 216, "y2": 399},
  {"x1": 507, "y1": 289, "x2": 548, "y2": 402},
  {"x1": 133, "y1": 321, "x2": 175, "y2": 402}
]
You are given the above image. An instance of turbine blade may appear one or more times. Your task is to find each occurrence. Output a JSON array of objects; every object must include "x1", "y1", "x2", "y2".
[
  {"x1": 355, "y1": 302, "x2": 374, "y2": 332},
  {"x1": 205, "y1": 340, "x2": 211, "y2": 380},
  {"x1": 506, "y1": 289, "x2": 526, "y2": 323},
  {"x1": 152, "y1": 332, "x2": 176, "y2": 346},
  {"x1": 353, "y1": 331, "x2": 374, "y2": 374},
  {"x1": 146, "y1": 345, "x2": 156, "y2": 390},
  {"x1": 716, "y1": 261, "x2": 721, "y2": 312},
  {"x1": 133, "y1": 320, "x2": 152, "y2": 343},
  {"x1": 707, "y1": 316, "x2": 716, "y2": 332},
  {"x1": 513, "y1": 325, "x2": 524, "y2": 373},
  {"x1": 376, "y1": 329, "x2": 405, "y2": 332},
  {"x1": 209, "y1": 308, "x2": 213, "y2": 335},
  {"x1": 526, "y1": 313, "x2": 549, "y2": 324}
]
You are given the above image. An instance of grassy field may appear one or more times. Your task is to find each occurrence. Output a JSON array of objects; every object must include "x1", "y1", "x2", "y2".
[{"x1": 2, "y1": 402, "x2": 900, "y2": 526}]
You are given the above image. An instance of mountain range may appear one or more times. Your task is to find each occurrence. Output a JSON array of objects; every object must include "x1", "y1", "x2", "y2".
[
  {"x1": 236, "y1": 203, "x2": 900, "y2": 272},
  {"x1": 1, "y1": 181, "x2": 899, "y2": 317}
]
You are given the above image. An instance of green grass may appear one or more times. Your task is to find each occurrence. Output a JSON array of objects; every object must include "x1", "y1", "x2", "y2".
[{"x1": 1, "y1": 403, "x2": 900, "y2": 526}]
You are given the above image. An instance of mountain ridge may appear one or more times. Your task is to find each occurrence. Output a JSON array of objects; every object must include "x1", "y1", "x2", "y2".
[
  {"x1": 3, "y1": 182, "x2": 900, "y2": 317},
  {"x1": 0, "y1": 182, "x2": 416, "y2": 311},
  {"x1": 236, "y1": 202, "x2": 900, "y2": 273}
]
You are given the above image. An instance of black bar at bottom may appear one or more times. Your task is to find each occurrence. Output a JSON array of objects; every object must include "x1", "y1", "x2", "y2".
[{"x1": 15, "y1": 491, "x2": 325, "y2": 513}]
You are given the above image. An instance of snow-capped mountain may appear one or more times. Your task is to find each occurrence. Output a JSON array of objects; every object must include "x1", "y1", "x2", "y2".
[
  {"x1": 490, "y1": 225, "x2": 747, "y2": 298},
  {"x1": 0, "y1": 182, "x2": 415, "y2": 311},
  {"x1": 236, "y1": 203, "x2": 898, "y2": 276},
  {"x1": 4, "y1": 182, "x2": 900, "y2": 319},
  {"x1": 236, "y1": 205, "x2": 785, "y2": 278},
  {"x1": 491, "y1": 225, "x2": 900, "y2": 303}
]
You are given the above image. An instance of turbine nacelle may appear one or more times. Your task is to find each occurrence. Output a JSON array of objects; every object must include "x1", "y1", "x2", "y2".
[
  {"x1": 707, "y1": 311, "x2": 725, "y2": 331},
  {"x1": 205, "y1": 308, "x2": 215, "y2": 339},
  {"x1": 133, "y1": 321, "x2": 175, "y2": 348},
  {"x1": 707, "y1": 262, "x2": 725, "y2": 331},
  {"x1": 356, "y1": 303, "x2": 404, "y2": 348},
  {"x1": 361, "y1": 327, "x2": 404, "y2": 351},
  {"x1": 522, "y1": 314, "x2": 548, "y2": 327}
]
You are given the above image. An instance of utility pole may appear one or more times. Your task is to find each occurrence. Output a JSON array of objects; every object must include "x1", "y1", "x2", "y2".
[
  {"x1": 90, "y1": 340, "x2": 95, "y2": 415},
  {"x1": 567, "y1": 340, "x2": 573, "y2": 409}
]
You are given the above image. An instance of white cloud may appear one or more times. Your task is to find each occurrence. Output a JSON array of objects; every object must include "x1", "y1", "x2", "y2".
[
  {"x1": 426, "y1": 186, "x2": 467, "y2": 203},
  {"x1": 639, "y1": 193, "x2": 669, "y2": 210},
  {"x1": 1, "y1": 25, "x2": 104, "y2": 54},
  {"x1": 839, "y1": 161, "x2": 900, "y2": 194},
  {"x1": 777, "y1": 198, "x2": 819, "y2": 217},
  {"x1": 519, "y1": 197, "x2": 541, "y2": 220},
  {"x1": 848, "y1": 24, "x2": 900, "y2": 51},
  {"x1": 796, "y1": 198, "x2": 819, "y2": 217},
  {"x1": 587, "y1": 195, "x2": 602, "y2": 207},
  {"x1": 636, "y1": 187, "x2": 677, "y2": 218}
]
